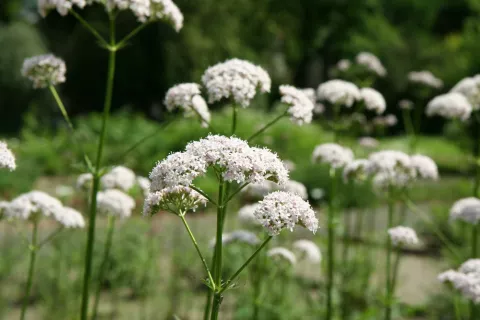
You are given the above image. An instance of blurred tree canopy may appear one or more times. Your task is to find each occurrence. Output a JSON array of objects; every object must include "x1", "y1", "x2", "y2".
[{"x1": 1, "y1": 0, "x2": 480, "y2": 133}]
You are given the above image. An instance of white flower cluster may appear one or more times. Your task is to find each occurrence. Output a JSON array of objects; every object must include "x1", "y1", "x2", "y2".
[
  {"x1": 367, "y1": 150, "x2": 416, "y2": 187},
  {"x1": 343, "y1": 159, "x2": 371, "y2": 183},
  {"x1": 143, "y1": 186, "x2": 206, "y2": 216},
  {"x1": 317, "y1": 80, "x2": 360, "y2": 107},
  {"x1": 253, "y1": 191, "x2": 318, "y2": 236},
  {"x1": 238, "y1": 203, "x2": 262, "y2": 227},
  {"x1": 360, "y1": 87, "x2": 386, "y2": 114},
  {"x1": 450, "y1": 75, "x2": 480, "y2": 111},
  {"x1": 426, "y1": 92, "x2": 472, "y2": 121},
  {"x1": 22, "y1": 54, "x2": 66, "y2": 89},
  {"x1": 373, "y1": 114, "x2": 398, "y2": 127},
  {"x1": 3, "y1": 191, "x2": 85, "y2": 228},
  {"x1": 201, "y1": 58, "x2": 271, "y2": 107},
  {"x1": 439, "y1": 259, "x2": 480, "y2": 304},
  {"x1": 267, "y1": 247, "x2": 297, "y2": 265},
  {"x1": 97, "y1": 189, "x2": 135, "y2": 219},
  {"x1": 387, "y1": 226, "x2": 419, "y2": 246},
  {"x1": 76, "y1": 166, "x2": 144, "y2": 192},
  {"x1": 355, "y1": 52, "x2": 387, "y2": 77},
  {"x1": 293, "y1": 239, "x2": 321, "y2": 264},
  {"x1": 336, "y1": 59, "x2": 351, "y2": 71},
  {"x1": 164, "y1": 83, "x2": 211, "y2": 127},
  {"x1": 301, "y1": 88, "x2": 316, "y2": 105},
  {"x1": 410, "y1": 155, "x2": 439, "y2": 180},
  {"x1": 136, "y1": 176, "x2": 151, "y2": 196},
  {"x1": 221, "y1": 230, "x2": 260, "y2": 246},
  {"x1": 37, "y1": 0, "x2": 89, "y2": 17},
  {"x1": 242, "y1": 180, "x2": 308, "y2": 200},
  {"x1": 279, "y1": 85, "x2": 314, "y2": 125},
  {"x1": 312, "y1": 143, "x2": 354, "y2": 169},
  {"x1": 0, "y1": 141, "x2": 16, "y2": 171},
  {"x1": 358, "y1": 136, "x2": 379, "y2": 149},
  {"x1": 408, "y1": 71, "x2": 443, "y2": 89},
  {"x1": 398, "y1": 99, "x2": 413, "y2": 110},
  {"x1": 450, "y1": 197, "x2": 480, "y2": 225}
]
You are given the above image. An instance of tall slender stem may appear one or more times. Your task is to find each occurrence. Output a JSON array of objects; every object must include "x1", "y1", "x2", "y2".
[
  {"x1": 210, "y1": 182, "x2": 225, "y2": 320},
  {"x1": 390, "y1": 251, "x2": 401, "y2": 297},
  {"x1": 252, "y1": 241, "x2": 268, "y2": 320},
  {"x1": 203, "y1": 251, "x2": 216, "y2": 320},
  {"x1": 232, "y1": 105, "x2": 238, "y2": 135},
  {"x1": 471, "y1": 224, "x2": 478, "y2": 320},
  {"x1": 80, "y1": 15, "x2": 117, "y2": 320},
  {"x1": 326, "y1": 168, "x2": 337, "y2": 320},
  {"x1": 70, "y1": 10, "x2": 109, "y2": 48},
  {"x1": 49, "y1": 85, "x2": 75, "y2": 131},
  {"x1": 385, "y1": 188, "x2": 394, "y2": 320},
  {"x1": 20, "y1": 221, "x2": 39, "y2": 320},
  {"x1": 91, "y1": 216, "x2": 116, "y2": 320},
  {"x1": 402, "y1": 108, "x2": 416, "y2": 153},
  {"x1": 247, "y1": 111, "x2": 287, "y2": 142},
  {"x1": 116, "y1": 22, "x2": 149, "y2": 49}
]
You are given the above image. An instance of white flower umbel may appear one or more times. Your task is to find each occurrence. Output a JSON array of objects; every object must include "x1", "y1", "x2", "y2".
[
  {"x1": 101, "y1": 166, "x2": 137, "y2": 191},
  {"x1": 373, "y1": 114, "x2": 398, "y2": 127},
  {"x1": 143, "y1": 186, "x2": 207, "y2": 216},
  {"x1": 410, "y1": 155, "x2": 439, "y2": 180},
  {"x1": 22, "y1": 54, "x2": 66, "y2": 89},
  {"x1": 97, "y1": 189, "x2": 135, "y2": 219},
  {"x1": 343, "y1": 159, "x2": 371, "y2": 183},
  {"x1": 336, "y1": 59, "x2": 351, "y2": 71},
  {"x1": 238, "y1": 203, "x2": 262, "y2": 227},
  {"x1": 55, "y1": 207, "x2": 86, "y2": 228},
  {"x1": 398, "y1": 99, "x2": 413, "y2": 110},
  {"x1": 367, "y1": 150, "x2": 416, "y2": 187},
  {"x1": 408, "y1": 70, "x2": 443, "y2": 89},
  {"x1": 301, "y1": 88, "x2": 316, "y2": 104},
  {"x1": 451, "y1": 75, "x2": 480, "y2": 110},
  {"x1": 164, "y1": 83, "x2": 211, "y2": 127},
  {"x1": 4, "y1": 191, "x2": 63, "y2": 221},
  {"x1": 76, "y1": 173, "x2": 93, "y2": 191},
  {"x1": 310, "y1": 188, "x2": 324, "y2": 200},
  {"x1": 360, "y1": 87, "x2": 386, "y2": 114},
  {"x1": 38, "y1": 0, "x2": 88, "y2": 17},
  {"x1": 312, "y1": 143, "x2": 354, "y2": 169},
  {"x1": 0, "y1": 141, "x2": 16, "y2": 171},
  {"x1": 355, "y1": 52, "x2": 387, "y2": 77},
  {"x1": 222, "y1": 230, "x2": 260, "y2": 246},
  {"x1": 387, "y1": 226, "x2": 419, "y2": 246},
  {"x1": 267, "y1": 247, "x2": 297, "y2": 265},
  {"x1": 279, "y1": 85, "x2": 314, "y2": 125},
  {"x1": 426, "y1": 92, "x2": 472, "y2": 121},
  {"x1": 201, "y1": 58, "x2": 271, "y2": 107},
  {"x1": 439, "y1": 259, "x2": 480, "y2": 304},
  {"x1": 317, "y1": 80, "x2": 360, "y2": 107},
  {"x1": 450, "y1": 197, "x2": 480, "y2": 225},
  {"x1": 358, "y1": 136, "x2": 379, "y2": 149},
  {"x1": 150, "y1": 0, "x2": 184, "y2": 31},
  {"x1": 253, "y1": 191, "x2": 318, "y2": 236},
  {"x1": 293, "y1": 239, "x2": 321, "y2": 264}
]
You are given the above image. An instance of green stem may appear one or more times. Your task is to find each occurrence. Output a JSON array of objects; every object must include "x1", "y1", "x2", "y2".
[
  {"x1": 203, "y1": 251, "x2": 216, "y2": 320},
  {"x1": 223, "y1": 182, "x2": 249, "y2": 205},
  {"x1": 116, "y1": 22, "x2": 149, "y2": 49},
  {"x1": 70, "y1": 9, "x2": 109, "y2": 48},
  {"x1": 20, "y1": 221, "x2": 39, "y2": 320},
  {"x1": 179, "y1": 215, "x2": 215, "y2": 289},
  {"x1": 37, "y1": 227, "x2": 64, "y2": 249},
  {"x1": 80, "y1": 15, "x2": 117, "y2": 320},
  {"x1": 190, "y1": 185, "x2": 218, "y2": 206},
  {"x1": 247, "y1": 111, "x2": 287, "y2": 142},
  {"x1": 232, "y1": 105, "x2": 237, "y2": 135},
  {"x1": 385, "y1": 188, "x2": 394, "y2": 320},
  {"x1": 402, "y1": 108, "x2": 416, "y2": 153},
  {"x1": 471, "y1": 224, "x2": 478, "y2": 320},
  {"x1": 326, "y1": 168, "x2": 337, "y2": 320},
  {"x1": 49, "y1": 85, "x2": 75, "y2": 131},
  {"x1": 210, "y1": 182, "x2": 225, "y2": 320},
  {"x1": 91, "y1": 216, "x2": 116, "y2": 320},
  {"x1": 390, "y1": 251, "x2": 401, "y2": 297}
]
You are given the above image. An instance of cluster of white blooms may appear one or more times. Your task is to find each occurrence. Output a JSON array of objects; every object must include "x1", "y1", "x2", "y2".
[
  {"x1": 398, "y1": 99, "x2": 413, "y2": 110},
  {"x1": 450, "y1": 197, "x2": 480, "y2": 225},
  {"x1": 76, "y1": 173, "x2": 93, "y2": 191},
  {"x1": 360, "y1": 88, "x2": 386, "y2": 114},
  {"x1": 373, "y1": 114, "x2": 398, "y2": 127},
  {"x1": 22, "y1": 54, "x2": 66, "y2": 89},
  {"x1": 426, "y1": 93, "x2": 472, "y2": 121},
  {"x1": 279, "y1": 85, "x2": 314, "y2": 125},
  {"x1": 367, "y1": 150, "x2": 416, "y2": 187},
  {"x1": 355, "y1": 52, "x2": 387, "y2": 77},
  {"x1": 242, "y1": 180, "x2": 308, "y2": 200},
  {"x1": 222, "y1": 230, "x2": 260, "y2": 246},
  {"x1": 310, "y1": 188, "x2": 324, "y2": 200},
  {"x1": 312, "y1": 143, "x2": 354, "y2": 169},
  {"x1": 267, "y1": 247, "x2": 297, "y2": 265},
  {"x1": 301, "y1": 88, "x2": 316, "y2": 104},
  {"x1": 253, "y1": 191, "x2": 318, "y2": 236},
  {"x1": 343, "y1": 159, "x2": 371, "y2": 183},
  {"x1": 336, "y1": 59, "x2": 351, "y2": 71},
  {"x1": 238, "y1": 203, "x2": 262, "y2": 226},
  {"x1": 410, "y1": 155, "x2": 439, "y2": 180},
  {"x1": 164, "y1": 83, "x2": 211, "y2": 127},
  {"x1": 317, "y1": 80, "x2": 360, "y2": 107},
  {"x1": 97, "y1": 189, "x2": 135, "y2": 219},
  {"x1": 387, "y1": 226, "x2": 419, "y2": 246},
  {"x1": 55, "y1": 207, "x2": 86, "y2": 228},
  {"x1": 101, "y1": 166, "x2": 137, "y2": 191},
  {"x1": 408, "y1": 71, "x2": 443, "y2": 89},
  {"x1": 293, "y1": 239, "x2": 321, "y2": 264},
  {"x1": 0, "y1": 141, "x2": 16, "y2": 171},
  {"x1": 37, "y1": 0, "x2": 89, "y2": 17},
  {"x1": 451, "y1": 75, "x2": 480, "y2": 110},
  {"x1": 439, "y1": 259, "x2": 480, "y2": 304},
  {"x1": 358, "y1": 136, "x2": 379, "y2": 149},
  {"x1": 201, "y1": 58, "x2": 271, "y2": 107},
  {"x1": 143, "y1": 186, "x2": 206, "y2": 216},
  {"x1": 313, "y1": 103, "x2": 325, "y2": 115}
]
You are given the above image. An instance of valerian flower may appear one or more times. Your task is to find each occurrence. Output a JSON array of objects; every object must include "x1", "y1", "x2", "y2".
[
  {"x1": 367, "y1": 150, "x2": 416, "y2": 187},
  {"x1": 450, "y1": 75, "x2": 480, "y2": 110},
  {"x1": 164, "y1": 83, "x2": 211, "y2": 127},
  {"x1": 97, "y1": 189, "x2": 135, "y2": 219},
  {"x1": 4, "y1": 191, "x2": 63, "y2": 222},
  {"x1": 426, "y1": 92, "x2": 472, "y2": 121},
  {"x1": 0, "y1": 141, "x2": 16, "y2": 171},
  {"x1": 450, "y1": 197, "x2": 480, "y2": 225},
  {"x1": 22, "y1": 54, "x2": 66, "y2": 88},
  {"x1": 279, "y1": 85, "x2": 314, "y2": 125},
  {"x1": 267, "y1": 247, "x2": 297, "y2": 265},
  {"x1": 387, "y1": 226, "x2": 419, "y2": 246},
  {"x1": 293, "y1": 239, "x2": 321, "y2": 264},
  {"x1": 143, "y1": 186, "x2": 207, "y2": 216},
  {"x1": 343, "y1": 159, "x2": 371, "y2": 183},
  {"x1": 439, "y1": 259, "x2": 480, "y2": 304},
  {"x1": 410, "y1": 155, "x2": 439, "y2": 180},
  {"x1": 312, "y1": 143, "x2": 354, "y2": 169},
  {"x1": 360, "y1": 87, "x2": 386, "y2": 114},
  {"x1": 408, "y1": 70, "x2": 443, "y2": 89},
  {"x1": 317, "y1": 80, "x2": 360, "y2": 107},
  {"x1": 355, "y1": 52, "x2": 387, "y2": 77}
]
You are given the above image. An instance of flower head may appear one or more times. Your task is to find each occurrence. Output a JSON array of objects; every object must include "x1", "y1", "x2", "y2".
[
  {"x1": 238, "y1": 203, "x2": 262, "y2": 227},
  {"x1": 450, "y1": 197, "x2": 480, "y2": 225},
  {"x1": 253, "y1": 191, "x2": 318, "y2": 236},
  {"x1": 410, "y1": 154, "x2": 439, "y2": 180},
  {"x1": 22, "y1": 54, "x2": 66, "y2": 88},
  {"x1": 451, "y1": 75, "x2": 480, "y2": 110},
  {"x1": 267, "y1": 247, "x2": 297, "y2": 265},
  {"x1": 426, "y1": 92, "x2": 472, "y2": 121},
  {"x1": 408, "y1": 71, "x2": 443, "y2": 89},
  {"x1": 301, "y1": 88, "x2": 316, "y2": 104},
  {"x1": 317, "y1": 80, "x2": 360, "y2": 107},
  {"x1": 4, "y1": 191, "x2": 63, "y2": 222},
  {"x1": 164, "y1": 83, "x2": 211, "y2": 127},
  {"x1": 355, "y1": 52, "x2": 387, "y2": 77},
  {"x1": 388, "y1": 226, "x2": 419, "y2": 246},
  {"x1": 293, "y1": 239, "x2": 321, "y2": 263},
  {"x1": 312, "y1": 143, "x2": 354, "y2": 169},
  {"x1": 360, "y1": 87, "x2": 386, "y2": 114},
  {"x1": 439, "y1": 259, "x2": 480, "y2": 304},
  {"x1": 221, "y1": 230, "x2": 260, "y2": 246},
  {"x1": 358, "y1": 137, "x2": 379, "y2": 149},
  {"x1": 97, "y1": 189, "x2": 135, "y2": 219},
  {"x1": 336, "y1": 59, "x2": 351, "y2": 71},
  {"x1": 367, "y1": 150, "x2": 416, "y2": 187},
  {"x1": 76, "y1": 173, "x2": 93, "y2": 191},
  {"x1": 279, "y1": 85, "x2": 314, "y2": 125},
  {"x1": 56, "y1": 207, "x2": 85, "y2": 228},
  {"x1": 37, "y1": 0, "x2": 87, "y2": 17},
  {"x1": 143, "y1": 186, "x2": 207, "y2": 216},
  {"x1": 0, "y1": 141, "x2": 16, "y2": 171},
  {"x1": 101, "y1": 166, "x2": 137, "y2": 191},
  {"x1": 343, "y1": 159, "x2": 371, "y2": 183},
  {"x1": 201, "y1": 58, "x2": 271, "y2": 107}
]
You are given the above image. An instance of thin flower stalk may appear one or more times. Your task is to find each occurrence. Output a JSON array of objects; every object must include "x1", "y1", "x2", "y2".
[
  {"x1": 20, "y1": 221, "x2": 39, "y2": 320},
  {"x1": 247, "y1": 110, "x2": 288, "y2": 142},
  {"x1": 385, "y1": 187, "x2": 394, "y2": 320},
  {"x1": 326, "y1": 168, "x2": 337, "y2": 320}
]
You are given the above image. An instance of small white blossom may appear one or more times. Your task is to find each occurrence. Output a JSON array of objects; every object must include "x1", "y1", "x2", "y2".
[
  {"x1": 367, "y1": 150, "x2": 416, "y2": 187},
  {"x1": 0, "y1": 141, "x2": 16, "y2": 171},
  {"x1": 450, "y1": 197, "x2": 480, "y2": 225},
  {"x1": 439, "y1": 259, "x2": 480, "y2": 304},
  {"x1": 426, "y1": 92, "x2": 472, "y2": 121},
  {"x1": 22, "y1": 54, "x2": 66, "y2": 88},
  {"x1": 313, "y1": 103, "x2": 325, "y2": 115},
  {"x1": 398, "y1": 99, "x2": 413, "y2": 110},
  {"x1": 317, "y1": 80, "x2": 360, "y2": 107},
  {"x1": 221, "y1": 230, "x2": 260, "y2": 246},
  {"x1": 310, "y1": 188, "x2": 324, "y2": 200},
  {"x1": 37, "y1": 0, "x2": 87, "y2": 17},
  {"x1": 143, "y1": 186, "x2": 207, "y2": 216},
  {"x1": 388, "y1": 226, "x2": 419, "y2": 246},
  {"x1": 360, "y1": 87, "x2": 386, "y2": 114},
  {"x1": 56, "y1": 207, "x2": 85, "y2": 228},
  {"x1": 343, "y1": 159, "x2": 371, "y2": 183},
  {"x1": 253, "y1": 191, "x2": 318, "y2": 236},
  {"x1": 279, "y1": 85, "x2": 314, "y2": 125},
  {"x1": 410, "y1": 155, "x2": 439, "y2": 180},
  {"x1": 97, "y1": 189, "x2": 135, "y2": 219},
  {"x1": 238, "y1": 203, "x2": 262, "y2": 227},
  {"x1": 384, "y1": 114, "x2": 398, "y2": 127},
  {"x1": 336, "y1": 59, "x2": 351, "y2": 71},
  {"x1": 76, "y1": 173, "x2": 93, "y2": 191},
  {"x1": 267, "y1": 247, "x2": 297, "y2": 265},
  {"x1": 101, "y1": 166, "x2": 137, "y2": 191},
  {"x1": 355, "y1": 52, "x2": 387, "y2": 77},
  {"x1": 293, "y1": 239, "x2": 321, "y2": 263},
  {"x1": 451, "y1": 75, "x2": 480, "y2": 110},
  {"x1": 312, "y1": 143, "x2": 354, "y2": 169},
  {"x1": 150, "y1": 0, "x2": 184, "y2": 31},
  {"x1": 164, "y1": 83, "x2": 211, "y2": 127},
  {"x1": 4, "y1": 191, "x2": 63, "y2": 221},
  {"x1": 408, "y1": 71, "x2": 443, "y2": 89},
  {"x1": 358, "y1": 136, "x2": 379, "y2": 149},
  {"x1": 201, "y1": 58, "x2": 271, "y2": 107}
]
